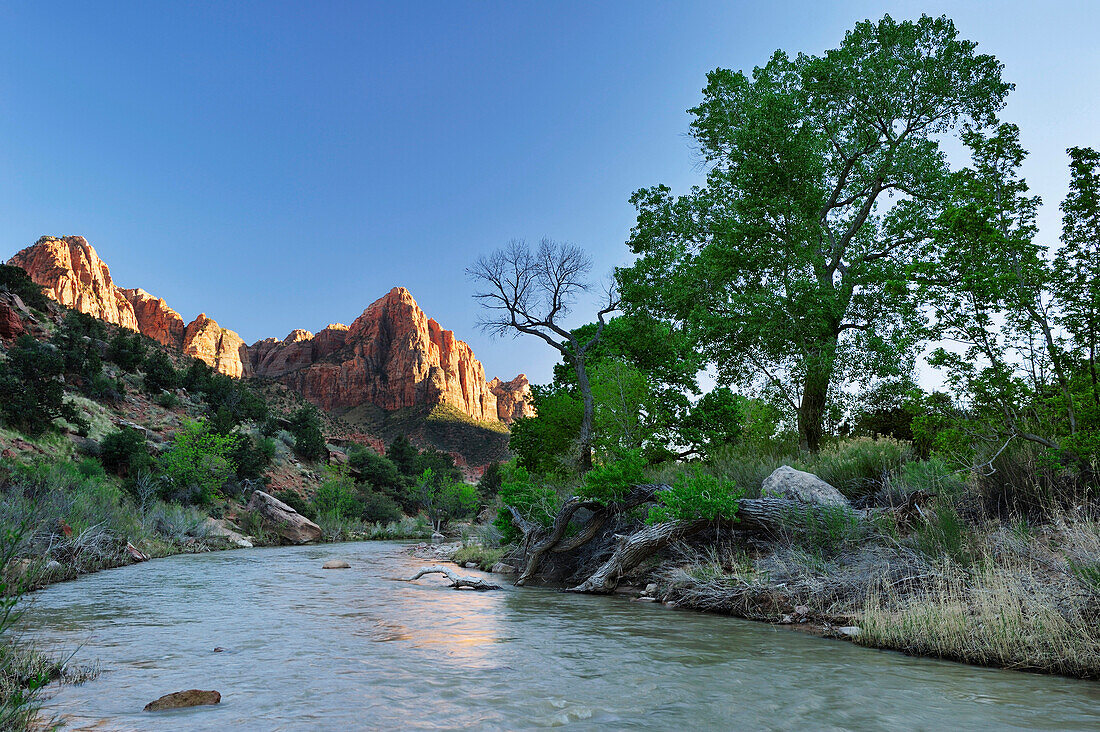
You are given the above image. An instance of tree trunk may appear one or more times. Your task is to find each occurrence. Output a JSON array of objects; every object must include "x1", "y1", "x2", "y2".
[
  {"x1": 566, "y1": 519, "x2": 707, "y2": 594},
  {"x1": 574, "y1": 356, "x2": 595, "y2": 471},
  {"x1": 797, "y1": 340, "x2": 836, "y2": 454}
]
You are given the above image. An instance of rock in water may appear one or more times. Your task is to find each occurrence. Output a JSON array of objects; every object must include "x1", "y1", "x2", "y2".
[
  {"x1": 245, "y1": 490, "x2": 322, "y2": 544},
  {"x1": 323, "y1": 560, "x2": 350, "y2": 569},
  {"x1": 761, "y1": 466, "x2": 849, "y2": 506},
  {"x1": 490, "y1": 563, "x2": 517, "y2": 574},
  {"x1": 144, "y1": 689, "x2": 221, "y2": 711}
]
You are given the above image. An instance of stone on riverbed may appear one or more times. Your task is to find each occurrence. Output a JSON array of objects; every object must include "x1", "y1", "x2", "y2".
[
  {"x1": 490, "y1": 563, "x2": 517, "y2": 574},
  {"x1": 761, "y1": 466, "x2": 849, "y2": 506},
  {"x1": 323, "y1": 560, "x2": 350, "y2": 569},
  {"x1": 144, "y1": 689, "x2": 221, "y2": 711}
]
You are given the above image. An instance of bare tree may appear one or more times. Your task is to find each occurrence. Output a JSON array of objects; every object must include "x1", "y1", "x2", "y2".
[{"x1": 468, "y1": 238, "x2": 619, "y2": 470}]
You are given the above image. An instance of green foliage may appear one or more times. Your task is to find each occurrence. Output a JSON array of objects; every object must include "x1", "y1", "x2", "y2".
[
  {"x1": 142, "y1": 350, "x2": 179, "y2": 393},
  {"x1": 359, "y1": 488, "x2": 402, "y2": 524},
  {"x1": 386, "y1": 434, "x2": 420, "y2": 477},
  {"x1": 311, "y1": 468, "x2": 363, "y2": 521},
  {"x1": 347, "y1": 445, "x2": 403, "y2": 500},
  {"x1": 99, "y1": 427, "x2": 151, "y2": 477},
  {"x1": 647, "y1": 470, "x2": 743, "y2": 523},
  {"x1": 508, "y1": 386, "x2": 582, "y2": 475},
  {"x1": 619, "y1": 14, "x2": 1010, "y2": 452},
  {"x1": 477, "y1": 461, "x2": 503, "y2": 499},
  {"x1": 0, "y1": 335, "x2": 83, "y2": 435},
  {"x1": 158, "y1": 419, "x2": 237, "y2": 504},
  {"x1": 796, "y1": 438, "x2": 911, "y2": 501},
  {"x1": 230, "y1": 434, "x2": 275, "y2": 481},
  {"x1": 494, "y1": 465, "x2": 560, "y2": 544},
  {"x1": 681, "y1": 388, "x2": 781, "y2": 458},
  {"x1": 288, "y1": 406, "x2": 327, "y2": 462},
  {"x1": 580, "y1": 449, "x2": 646, "y2": 504},
  {"x1": 452, "y1": 544, "x2": 505, "y2": 571},
  {"x1": 1068, "y1": 558, "x2": 1100, "y2": 593},
  {"x1": 410, "y1": 468, "x2": 478, "y2": 532},
  {"x1": 54, "y1": 311, "x2": 104, "y2": 381},
  {"x1": 106, "y1": 330, "x2": 146, "y2": 372},
  {"x1": 0, "y1": 264, "x2": 50, "y2": 311},
  {"x1": 155, "y1": 390, "x2": 179, "y2": 409}
]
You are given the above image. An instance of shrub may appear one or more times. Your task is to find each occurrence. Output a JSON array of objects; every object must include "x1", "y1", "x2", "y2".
[
  {"x1": 0, "y1": 335, "x2": 82, "y2": 435},
  {"x1": 348, "y1": 445, "x2": 403, "y2": 493},
  {"x1": 410, "y1": 469, "x2": 478, "y2": 532},
  {"x1": 914, "y1": 501, "x2": 975, "y2": 565},
  {"x1": 106, "y1": 330, "x2": 146, "y2": 372},
  {"x1": 54, "y1": 311, "x2": 104, "y2": 380},
  {"x1": 0, "y1": 264, "x2": 50, "y2": 311},
  {"x1": 0, "y1": 525, "x2": 54, "y2": 728},
  {"x1": 797, "y1": 438, "x2": 911, "y2": 502},
  {"x1": 581, "y1": 449, "x2": 646, "y2": 504},
  {"x1": 99, "y1": 427, "x2": 151, "y2": 477},
  {"x1": 155, "y1": 390, "x2": 179, "y2": 409},
  {"x1": 288, "y1": 407, "x2": 327, "y2": 462},
  {"x1": 231, "y1": 434, "x2": 275, "y2": 481},
  {"x1": 311, "y1": 469, "x2": 362, "y2": 521},
  {"x1": 494, "y1": 465, "x2": 559, "y2": 544},
  {"x1": 478, "y1": 461, "x2": 503, "y2": 499},
  {"x1": 452, "y1": 544, "x2": 505, "y2": 571},
  {"x1": 86, "y1": 373, "x2": 126, "y2": 404},
  {"x1": 360, "y1": 488, "x2": 402, "y2": 524},
  {"x1": 647, "y1": 470, "x2": 743, "y2": 524},
  {"x1": 158, "y1": 419, "x2": 237, "y2": 504},
  {"x1": 142, "y1": 350, "x2": 179, "y2": 393}
]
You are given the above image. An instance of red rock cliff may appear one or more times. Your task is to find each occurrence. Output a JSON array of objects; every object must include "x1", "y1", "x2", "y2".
[
  {"x1": 254, "y1": 288, "x2": 522, "y2": 422},
  {"x1": 7, "y1": 237, "x2": 249, "y2": 378},
  {"x1": 7, "y1": 237, "x2": 531, "y2": 425}
]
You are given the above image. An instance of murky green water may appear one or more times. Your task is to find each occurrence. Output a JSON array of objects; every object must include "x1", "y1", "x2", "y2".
[{"x1": 20, "y1": 542, "x2": 1100, "y2": 730}]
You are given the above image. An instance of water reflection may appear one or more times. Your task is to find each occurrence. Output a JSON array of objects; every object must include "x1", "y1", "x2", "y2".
[{"x1": 19, "y1": 542, "x2": 1100, "y2": 731}]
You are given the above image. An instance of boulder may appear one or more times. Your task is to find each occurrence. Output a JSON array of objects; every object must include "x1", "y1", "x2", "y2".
[
  {"x1": 761, "y1": 466, "x2": 849, "y2": 506},
  {"x1": 0, "y1": 301, "x2": 24, "y2": 339},
  {"x1": 144, "y1": 689, "x2": 221, "y2": 712},
  {"x1": 245, "y1": 490, "x2": 322, "y2": 544},
  {"x1": 199, "y1": 517, "x2": 252, "y2": 547},
  {"x1": 490, "y1": 563, "x2": 517, "y2": 574},
  {"x1": 323, "y1": 560, "x2": 350, "y2": 569}
]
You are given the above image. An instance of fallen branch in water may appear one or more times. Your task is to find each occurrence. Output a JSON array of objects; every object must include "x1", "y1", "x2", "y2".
[{"x1": 401, "y1": 565, "x2": 502, "y2": 591}]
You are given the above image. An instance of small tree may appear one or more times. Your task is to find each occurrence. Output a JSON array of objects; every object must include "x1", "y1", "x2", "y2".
[
  {"x1": 106, "y1": 330, "x2": 146, "y2": 372},
  {"x1": 288, "y1": 406, "x2": 327, "y2": 462},
  {"x1": 411, "y1": 468, "x2": 478, "y2": 533},
  {"x1": 159, "y1": 419, "x2": 237, "y2": 504},
  {"x1": 143, "y1": 350, "x2": 179, "y2": 393},
  {"x1": 0, "y1": 335, "x2": 82, "y2": 435},
  {"x1": 469, "y1": 238, "x2": 619, "y2": 469}
]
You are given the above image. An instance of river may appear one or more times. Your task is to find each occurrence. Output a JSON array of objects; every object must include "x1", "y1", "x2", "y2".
[{"x1": 20, "y1": 542, "x2": 1100, "y2": 730}]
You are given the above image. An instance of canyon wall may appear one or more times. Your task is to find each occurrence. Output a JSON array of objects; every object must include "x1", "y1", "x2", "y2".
[{"x1": 7, "y1": 236, "x2": 530, "y2": 425}]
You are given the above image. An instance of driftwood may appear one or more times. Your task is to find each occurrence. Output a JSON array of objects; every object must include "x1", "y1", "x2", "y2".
[{"x1": 402, "y1": 566, "x2": 502, "y2": 591}]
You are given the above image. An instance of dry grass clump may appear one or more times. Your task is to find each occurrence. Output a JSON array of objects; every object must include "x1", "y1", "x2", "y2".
[{"x1": 858, "y1": 513, "x2": 1100, "y2": 678}]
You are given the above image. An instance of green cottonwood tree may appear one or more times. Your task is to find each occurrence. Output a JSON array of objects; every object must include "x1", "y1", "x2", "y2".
[{"x1": 619, "y1": 14, "x2": 1011, "y2": 452}]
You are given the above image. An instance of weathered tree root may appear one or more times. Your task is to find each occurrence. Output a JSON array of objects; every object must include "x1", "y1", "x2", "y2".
[
  {"x1": 401, "y1": 566, "x2": 502, "y2": 591},
  {"x1": 511, "y1": 485, "x2": 916, "y2": 595}
]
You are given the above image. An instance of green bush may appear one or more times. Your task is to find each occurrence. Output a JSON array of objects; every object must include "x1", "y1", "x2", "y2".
[
  {"x1": 311, "y1": 469, "x2": 362, "y2": 520},
  {"x1": 581, "y1": 449, "x2": 646, "y2": 504},
  {"x1": 914, "y1": 501, "x2": 975, "y2": 564},
  {"x1": 54, "y1": 311, "x2": 104, "y2": 380},
  {"x1": 288, "y1": 406, "x2": 327, "y2": 462},
  {"x1": 158, "y1": 419, "x2": 237, "y2": 504},
  {"x1": 647, "y1": 470, "x2": 743, "y2": 523},
  {"x1": 106, "y1": 330, "x2": 146, "y2": 372},
  {"x1": 0, "y1": 263, "x2": 50, "y2": 311},
  {"x1": 231, "y1": 434, "x2": 275, "y2": 481},
  {"x1": 155, "y1": 390, "x2": 179, "y2": 409},
  {"x1": 797, "y1": 438, "x2": 911, "y2": 501},
  {"x1": 142, "y1": 350, "x2": 179, "y2": 393},
  {"x1": 86, "y1": 373, "x2": 126, "y2": 404},
  {"x1": 0, "y1": 335, "x2": 83, "y2": 435},
  {"x1": 99, "y1": 427, "x2": 151, "y2": 477},
  {"x1": 348, "y1": 445, "x2": 403, "y2": 493},
  {"x1": 478, "y1": 461, "x2": 503, "y2": 499},
  {"x1": 494, "y1": 465, "x2": 559, "y2": 544},
  {"x1": 410, "y1": 468, "x2": 478, "y2": 532},
  {"x1": 360, "y1": 487, "x2": 402, "y2": 524}
]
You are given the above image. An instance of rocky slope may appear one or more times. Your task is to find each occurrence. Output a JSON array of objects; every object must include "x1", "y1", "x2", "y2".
[{"x1": 7, "y1": 236, "x2": 531, "y2": 461}]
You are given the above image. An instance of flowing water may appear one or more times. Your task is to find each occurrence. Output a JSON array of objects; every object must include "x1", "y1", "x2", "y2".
[{"x1": 20, "y1": 542, "x2": 1100, "y2": 731}]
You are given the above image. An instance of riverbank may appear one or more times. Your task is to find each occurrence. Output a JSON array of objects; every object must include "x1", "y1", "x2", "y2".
[{"x1": 426, "y1": 505, "x2": 1100, "y2": 682}]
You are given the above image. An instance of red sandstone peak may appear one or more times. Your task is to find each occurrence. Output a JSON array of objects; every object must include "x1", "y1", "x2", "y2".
[
  {"x1": 7, "y1": 237, "x2": 531, "y2": 429},
  {"x1": 9, "y1": 236, "x2": 139, "y2": 331}
]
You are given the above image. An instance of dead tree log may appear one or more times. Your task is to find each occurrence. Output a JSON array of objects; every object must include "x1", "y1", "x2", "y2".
[
  {"x1": 402, "y1": 566, "x2": 501, "y2": 591},
  {"x1": 566, "y1": 519, "x2": 708, "y2": 594}
]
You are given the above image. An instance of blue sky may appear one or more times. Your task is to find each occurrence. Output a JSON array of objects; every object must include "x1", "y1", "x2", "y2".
[{"x1": 2, "y1": 2, "x2": 1098, "y2": 386}]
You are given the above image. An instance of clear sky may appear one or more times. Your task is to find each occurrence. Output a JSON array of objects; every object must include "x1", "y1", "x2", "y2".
[{"x1": 2, "y1": 2, "x2": 1097, "y2": 386}]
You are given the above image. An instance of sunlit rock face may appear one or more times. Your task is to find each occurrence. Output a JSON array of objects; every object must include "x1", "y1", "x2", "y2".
[
  {"x1": 9, "y1": 236, "x2": 139, "y2": 331},
  {"x1": 8, "y1": 237, "x2": 532, "y2": 424},
  {"x1": 256, "y1": 287, "x2": 526, "y2": 423},
  {"x1": 490, "y1": 374, "x2": 535, "y2": 422},
  {"x1": 121, "y1": 288, "x2": 186, "y2": 348},
  {"x1": 182, "y1": 313, "x2": 251, "y2": 379}
]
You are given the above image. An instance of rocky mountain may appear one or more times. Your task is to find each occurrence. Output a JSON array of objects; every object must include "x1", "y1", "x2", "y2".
[{"x1": 6, "y1": 236, "x2": 532, "y2": 454}]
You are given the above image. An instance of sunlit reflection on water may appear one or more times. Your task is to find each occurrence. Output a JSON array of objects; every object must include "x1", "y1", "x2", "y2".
[{"x1": 19, "y1": 542, "x2": 1100, "y2": 731}]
